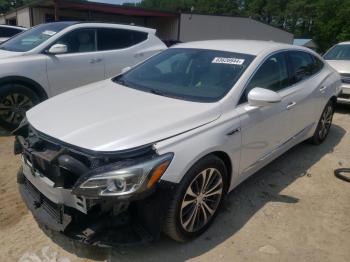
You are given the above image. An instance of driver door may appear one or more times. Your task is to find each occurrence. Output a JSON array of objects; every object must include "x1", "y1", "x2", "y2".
[
  {"x1": 45, "y1": 28, "x2": 105, "y2": 96},
  {"x1": 238, "y1": 51, "x2": 294, "y2": 176}
]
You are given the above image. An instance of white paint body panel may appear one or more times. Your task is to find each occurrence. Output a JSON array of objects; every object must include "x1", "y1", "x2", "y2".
[
  {"x1": 0, "y1": 22, "x2": 166, "y2": 97},
  {"x1": 324, "y1": 41, "x2": 350, "y2": 102},
  {"x1": 26, "y1": 40, "x2": 341, "y2": 192}
]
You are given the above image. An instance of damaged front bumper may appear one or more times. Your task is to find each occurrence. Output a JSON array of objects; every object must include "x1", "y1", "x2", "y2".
[
  {"x1": 18, "y1": 166, "x2": 176, "y2": 247},
  {"x1": 14, "y1": 125, "x2": 176, "y2": 247}
]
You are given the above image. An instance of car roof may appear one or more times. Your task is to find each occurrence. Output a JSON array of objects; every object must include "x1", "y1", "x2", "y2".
[
  {"x1": 0, "y1": 24, "x2": 27, "y2": 30},
  {"x1": 336, "y1": 41, "x2": 350, "y2": 45},
  {"x1": 172, "y1": 40, "x2": 296, "y2": 56},
  {"x1": 71, "y1": 22, "x2": 156, "y2": 34}
]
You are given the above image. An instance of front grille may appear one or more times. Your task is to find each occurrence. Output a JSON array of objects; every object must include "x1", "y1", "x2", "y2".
[{"x1": 23, "y1": 176, "x2": 64, "y2": 224}]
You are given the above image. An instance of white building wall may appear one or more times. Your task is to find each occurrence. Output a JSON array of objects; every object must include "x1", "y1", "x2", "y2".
[
  {"x1": 16, "y1": 7, "x2": 31, "y2": 28},
  {"x1": 179, "y1": 14, "x2": 293, "y2": 44}
]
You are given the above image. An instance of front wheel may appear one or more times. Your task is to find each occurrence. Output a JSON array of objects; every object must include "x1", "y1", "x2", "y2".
[
  {"x1": 309, "y1": 101, "x2": 334, "y2": 145},
  {"x1": 162, "y1": 155, "x2": 227, "y2": 242},
  {"x1": 0, "y1": 83, "x2": 40, "y2": 130}
]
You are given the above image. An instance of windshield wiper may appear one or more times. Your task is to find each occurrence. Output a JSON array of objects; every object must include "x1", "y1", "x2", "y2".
[
  {"x1": 114, "y1": 78, "x2": 129, "y2": 87},
  {"x1": 149, "y1": 89, "x2": 166, "y2": 96},
  {"x1": 148, "y1": 89, "x2": 185, "y2": 100}
]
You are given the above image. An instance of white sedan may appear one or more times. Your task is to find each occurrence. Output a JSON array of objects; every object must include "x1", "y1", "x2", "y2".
[{"x1": 16, "y1": 40, "x2": 341, "y2": 245}]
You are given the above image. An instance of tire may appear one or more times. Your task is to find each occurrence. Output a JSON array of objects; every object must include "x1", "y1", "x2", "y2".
[
  {"x1": 0, "y1": 83, "x2": 40, "y2": 130},
  {"x1": 162, "y1": 155, "x2": 228, "y2": 242},
  {"x1": 309, "y1": 100, "x2": 335, "y2": 145}
]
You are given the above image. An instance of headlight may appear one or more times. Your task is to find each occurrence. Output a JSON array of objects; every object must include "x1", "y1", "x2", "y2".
[{"x1": 72, "y1": 153, "x2": 173, "y2": 197}]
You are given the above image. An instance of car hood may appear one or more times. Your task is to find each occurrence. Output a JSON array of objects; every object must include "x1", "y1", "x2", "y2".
[
  {"x1": 326, "y1": 60, "x2": 350, "y2": 74},
  {"x1": 0, "y1": 49, "x2": 22, "y2": 59},
  {"x1": 27, "y1": 80, "x2": 221, "y2": 152}
]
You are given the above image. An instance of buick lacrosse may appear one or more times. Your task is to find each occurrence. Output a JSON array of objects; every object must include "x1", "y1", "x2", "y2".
[{"x1": 14, "y1": 40, "x2": 341, "y2": 246}]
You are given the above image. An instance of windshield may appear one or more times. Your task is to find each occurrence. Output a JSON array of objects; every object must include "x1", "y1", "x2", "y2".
[
  {"x1": 114, "y1": 48, "x2": 255, "y2": 102},
  {"x1": 324, "y1": 44, "x2": 350, "y2": 60},
  {"x1": 0, "y1": 22, "x2": 75, "y2": 52}
]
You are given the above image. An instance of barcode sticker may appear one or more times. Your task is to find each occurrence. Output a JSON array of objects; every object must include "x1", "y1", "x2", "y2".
[
  {"x1": 42, "y1": 30, "x2": 57, "y2": 36},
  {"x1": 212, "y1": 57, "x2": 245, "y2": 65}
]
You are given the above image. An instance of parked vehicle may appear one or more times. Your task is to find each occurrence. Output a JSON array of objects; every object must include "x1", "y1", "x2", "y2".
[
  {"x1": 0, "y1": 25, "x2": 27, "y2": 43},
  {"x1": 162, "y1": 39, "x2": 182, "y2": 47},
  {"x1": 0, "y1": 22, "x2": 166, "y2": 130},
  {"x1": 324, "y1": 41, "x2": 350, "y2": 103},
  {"x1": 14, "y1": 40, "x2": 341, "y2": 246}
]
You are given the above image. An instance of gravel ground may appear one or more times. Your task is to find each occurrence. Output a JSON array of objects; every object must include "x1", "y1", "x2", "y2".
[{"x1": 0, "y1": 105, "x2": 349, "y2": 262}]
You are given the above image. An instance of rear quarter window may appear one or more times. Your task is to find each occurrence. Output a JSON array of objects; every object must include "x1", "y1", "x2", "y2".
[
  {"x1": 0, "y1": 27, "x2": 22, "y2": 37},
  {"x1": 97, "y1": 28, "x2": 148, "y2": 51},
  {"x1": 289, "y1": 51, "x2": 321, "y2": 84}
]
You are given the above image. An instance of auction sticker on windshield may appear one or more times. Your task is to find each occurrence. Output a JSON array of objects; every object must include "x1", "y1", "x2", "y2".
[
  {"x1": 212, "y1": 57, "x2": 245, "y2": 65},
  {"x1": 42, "y1": 30, "x2": 57, "y2": 36}
]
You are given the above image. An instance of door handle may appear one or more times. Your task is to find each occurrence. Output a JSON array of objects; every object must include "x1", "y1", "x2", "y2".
[
  {"x1": 227, "y1": 128, "x2": 241, "y2": 136},
  {"x1": 286, "y1": 102, "x2": 297, "y2": 110},
  {"x1": 319, "y1": 86, "x2": 327, "y2": 93},
  {"x1": 90, "y1": 58, "x2": 103, "y2": 64}
]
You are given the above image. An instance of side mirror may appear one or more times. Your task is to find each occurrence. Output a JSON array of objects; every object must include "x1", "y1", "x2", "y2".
[
  {"x1": 248, "y1": 87, "x2": 282, "y2": 107},
  {"x1": 121, "y1": 66, "x2": 132, "y2": 74},
  {"x1": 48, "y1": 44, "x2": 67, "y2": 55}
]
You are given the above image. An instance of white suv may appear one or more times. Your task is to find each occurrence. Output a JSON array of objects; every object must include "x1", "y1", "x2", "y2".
[
  {"x1": 0, "y1": 22, "x2": 166, "y2": 129},
  {"x1": 0, "y1": 25, "x2": 27, "y2": 43}
]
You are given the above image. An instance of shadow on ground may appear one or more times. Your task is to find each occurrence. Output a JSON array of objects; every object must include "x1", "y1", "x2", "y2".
[
  {"x1": 40, "y1": 119, "x2": 346, "y2": 261},
  {"x1": 335, "y1": 103, "x2": 350, "y2": 115}
]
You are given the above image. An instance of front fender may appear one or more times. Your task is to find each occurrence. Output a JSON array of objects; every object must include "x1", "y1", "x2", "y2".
[{"x1": 154, "y1": 115, "x2": 241, "y2": 191}]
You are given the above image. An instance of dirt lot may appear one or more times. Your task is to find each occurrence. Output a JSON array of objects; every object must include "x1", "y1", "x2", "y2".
[{"x1": 0, "y1": 106, "x2": 350, "y2": 262}]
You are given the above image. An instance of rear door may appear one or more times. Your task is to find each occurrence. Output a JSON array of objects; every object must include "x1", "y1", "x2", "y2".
[
  {"x1": 97, "y1": 28, "x2": 162, "y2": 78},
  {"x1": 284, "y1": 51, "x2": 329, "y2": 134},
  {"x1": 46, "y1": 28, "x2": 105, "y2": 96}
]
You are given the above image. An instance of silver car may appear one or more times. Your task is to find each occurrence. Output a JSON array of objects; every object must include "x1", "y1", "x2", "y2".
[
  {"x1": 15, "y1": 40, "x2": 340, "y2": 246},
  {"x1": 324, "y1": 41, "x2": 350, "y2": 103}
]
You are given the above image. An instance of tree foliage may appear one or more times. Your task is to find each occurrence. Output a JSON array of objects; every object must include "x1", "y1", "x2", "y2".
[
  {"x1": 139, "y1": 0, "x2": 350, "y2": 52},
  {"x1": 0, "y1": 0, "x2": 33, "y2": 13},
  {"x1": 1, "y1": 0, "x2": 349, "y2": 51}
]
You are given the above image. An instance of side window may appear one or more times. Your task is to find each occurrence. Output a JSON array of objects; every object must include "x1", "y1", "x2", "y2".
[
  {"x1": 311, "y1": 55, "x2": 324, "y2": 74},
  {"x1": 289, "y1": 51, "x2": 316, "y2": 84},
  {"x1": 239, "y1": 52, "x2": 289, "y2": 104},
  {"x1": 97, "y1": 28, "x2": 147, "y2": 51},
  {"x1": 54, "y1": 29, "x2": 96, "y2": 53},
  {"x1": 0, "y1": 27, "x2": 22, "y2": 37}
]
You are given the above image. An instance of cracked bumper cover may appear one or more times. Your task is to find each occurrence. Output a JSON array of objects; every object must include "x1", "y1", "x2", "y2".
[{"x1": 17, "y1": 170, "x2": 177, "y2": 247}]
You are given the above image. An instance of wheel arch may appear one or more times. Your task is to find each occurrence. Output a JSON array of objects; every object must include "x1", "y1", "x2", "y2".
[
  {"x1": 211, "y1": 151, "x2": 232, "y2": 190},
  {"x1": 330, "y1": 95, "x2": 337, "y2": 105},
  {"x1": 0, "y1": 76, "x2": 48, "y2": 101},
  {"x1": 178, "y1": 150, "x2": 233, "y2": 193}
]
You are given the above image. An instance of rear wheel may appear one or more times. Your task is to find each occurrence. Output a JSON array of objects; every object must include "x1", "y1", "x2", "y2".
[
  {"x1": 309, "y1": 101, "x2": 334, "y2": 145},
  {"x1": 163, "y1": 155, "x2": 227, "y2": 242},
  {"x1": 0, "y1": 83, "x2": 40, "y2": 130}
]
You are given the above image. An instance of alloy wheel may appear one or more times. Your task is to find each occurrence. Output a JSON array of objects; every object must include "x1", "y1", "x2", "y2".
[
  {"x1": 0, "y1": 93, "x2": 33, "y2": 125},
  {"x1": 180, "y1": 168, "x2": 223, "y2": 233},
  {"x1": 318, "y1": 104, "x2": 333, "y2": 140}
]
